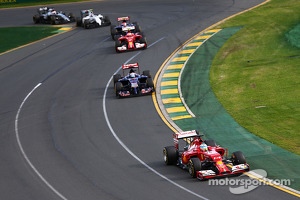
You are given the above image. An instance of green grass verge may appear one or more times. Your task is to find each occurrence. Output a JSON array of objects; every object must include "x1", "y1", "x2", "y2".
[
  {"x1": 0, "y1": 26, "x2": 61, "y2": 53},
  {"x1": 0, "y1": 0, "x2": 81, "y2": 53},
  {"x1": 211, "y1": 0, "x2": 300, "y2": 155}
]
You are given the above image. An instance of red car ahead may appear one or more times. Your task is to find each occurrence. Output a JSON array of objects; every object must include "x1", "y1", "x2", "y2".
[
  {"x1": 115, "y1": 31, "x2": 147, "y2": 53},
  {"x1": 163, "y1": 130, "x2": 250, "y2": 180}
]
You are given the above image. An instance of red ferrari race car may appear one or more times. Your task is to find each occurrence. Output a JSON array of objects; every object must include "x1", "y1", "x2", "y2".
[
  {"x1": 163, "y1": 130, "x2": 250, "y2": 180},
  {"x1": 113, "y1": 63, "x2": 154, "y2": 98},
  {"x1": 115, "y1": 30, "x2": 147, "y2": 53}
]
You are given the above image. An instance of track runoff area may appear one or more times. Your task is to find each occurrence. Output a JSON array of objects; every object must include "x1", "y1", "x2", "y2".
[{"x1": 153, "y1": 27, "x2": 300, "y2": 197}]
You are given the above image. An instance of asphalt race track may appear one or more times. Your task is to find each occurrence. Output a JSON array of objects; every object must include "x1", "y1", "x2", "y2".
[{"x1": 0, "y1": 0, "x2": 298, "y2": 199}]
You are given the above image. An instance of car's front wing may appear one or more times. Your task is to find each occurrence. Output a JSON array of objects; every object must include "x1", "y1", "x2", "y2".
[{"x1": 196, "y1": 164, "x2": 250, "y2": 180}]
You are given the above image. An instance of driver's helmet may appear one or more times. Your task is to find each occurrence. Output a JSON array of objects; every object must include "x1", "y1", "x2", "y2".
[
  {"x1": 122, "y1": 20, "x2": 127, "y2": 27},
  {"x1": 129, "y1": 72, "x2": 136, "y2": 78},
  {"x1": 126, "y1": 29, "x2": 134, "y2": 36},
  {"x1": 200, "y1": 143, "x2": 208, "y2": 151}
]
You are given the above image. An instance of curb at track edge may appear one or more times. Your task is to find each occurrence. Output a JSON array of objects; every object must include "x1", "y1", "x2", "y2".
[{"x1": 151, "y1": 0, "x2": 300, "y2": 197}]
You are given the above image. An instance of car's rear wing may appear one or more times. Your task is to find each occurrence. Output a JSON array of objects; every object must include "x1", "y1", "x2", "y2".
[
  {"x1": 117, "y1": 16, "x2": 130, "y2": 22},
  {"x1": 122, "y1": 63, "x2": 139, "y2": 70},
  {"x1": 121, "y1": 63, "x2": 140, "y2": 76},
  {"x1": 173, "y1": 130, "x2": 204, "y2": 150},
  {"x1": 174, "y1": 130, "x2": 199, "y2": 139}
]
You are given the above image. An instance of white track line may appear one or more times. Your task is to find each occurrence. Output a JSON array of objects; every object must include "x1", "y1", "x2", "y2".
[
  {"x1": 102, "y1": 38, "x2": 209, "y2": 200},
  {"x1": 15, "y1": 83, "x2": 68, "y2": 200}
]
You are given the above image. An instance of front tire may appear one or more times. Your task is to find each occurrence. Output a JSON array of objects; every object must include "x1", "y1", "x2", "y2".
[
  {"x1": 146, "y1": 78, "x2": 154, "y2": 89},
  {"x1": 115, "y1": 40, "x2": 122, "y2": 53},
  {"x1": 76, "y1": 17, "x2": 82, "y2": 27},
  {"x1": 188, "y1": 158, "x2": 202, "y2": 178},
  {"x1": 33, "y1": 15, "x2": 40, "y2": 24},
  {"x1": 232, "y1": 151, "x2": 246, "y2": 165},
  {"x1": 115, "y1": 82, "x2": 123, "y2": 97},
  {"x1": 140, "y1": 37, "x2": 147, "y2": 49}
]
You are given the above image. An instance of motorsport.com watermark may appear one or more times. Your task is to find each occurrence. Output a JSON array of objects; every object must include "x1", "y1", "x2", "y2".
[{"x1": 208, "y1": 169, "x2": 293, "y2": 194}]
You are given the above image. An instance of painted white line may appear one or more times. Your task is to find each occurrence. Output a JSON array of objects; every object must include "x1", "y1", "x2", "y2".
[
  {"x1": 103, "y1": 38, "x2": 209, "y2": 200},
  {"x1": 15, "y1": 83, "x2": 68, "y2": 200},
  {"x1": 13, "y1": 36, "x2": 207, "y2": 200},
  {"x1": 12, "y1": 37, "x2": 166, "y2": 200}
]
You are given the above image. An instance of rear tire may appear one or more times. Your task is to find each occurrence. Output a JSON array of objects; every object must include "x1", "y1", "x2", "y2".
[
  {"x1": 101, "y1": 16, "x2": 111, "y2": 26},
  {"x1": 142, "y1": 70, "x2": 151, "y2": 78},
  {"x1": 204, "y1": 139, "x2": 217, "y2": 147},
  {"x1": 68, "y1": 13, "x2": 75, "y2": 22},
  {"x1": 113, "y1": 74, "x2": 121, "y2": 84},
  {"x1": 110, "y1": 25, "x2": 117, "y2": 40},
  {"x1": 163, "y1": 146, "x2": 178, "y2": 165}
]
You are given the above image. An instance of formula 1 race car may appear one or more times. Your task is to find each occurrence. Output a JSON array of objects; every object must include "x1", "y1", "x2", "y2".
[
  {"x1": 113, "y1": 63, "x2": 154, "y2": 98},
  {"x1": 115, "y1": 30, "x2": 147, "y2": 53},
  {"x1": 163, "y1": 130, "x2": 250, "y2": 180},
  {"x1": 76, "y1": 9, "x2": 111, "y2": 29},
  {"x1": 110, "y1": 16, "x2": 141, "y2": 40},
  {"x1": 33, "y1": 7, "x2": 75, "y2": 25}
]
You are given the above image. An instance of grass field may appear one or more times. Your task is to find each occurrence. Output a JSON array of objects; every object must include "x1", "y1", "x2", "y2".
[
  {"x1": 1, "y1": 0, "x2": 299, "y2": 155},
  {"x1": 0, "y1": 26, "x2": 61, "y2": 53},
  {"x1": 211, "y1": 0, "x2": 300, "y2": 155}
]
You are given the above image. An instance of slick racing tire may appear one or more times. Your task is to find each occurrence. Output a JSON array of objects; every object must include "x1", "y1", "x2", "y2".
[
  {"x1": 33, "y1": 15, "x2": 40, "y2": 24},
  {"x1": 188, "y1": 158, "x2": 202, "y2": 178},
  {"x1": 110, "y1": 25, "x2": 117, "y2": 40},
  {"x1": 115, "y1": 40, "x2": 122, "y2": 53},
  {"x1": 113, "y1": 74, "x2": 121, "y2": 85},
  {"x1": 83, "y1": 20, "x2": 90, "y2": 29},
  {"x1": 76, "y1": 17, "x2": 82, "y2": 27},
  {"x1": 163, "y1": 146, "x2": 178, "y2": 165},
  {"x1": 232, "y1": 151, "x2": 246, "y2": 165},
  {"x1": 101, "y1": 16, "x2": 111, "y2": 26},
  {"x1": 146, "y1": 78, "x2": 154, "y2": 89},
  {"x1": 50, "y1": 16, "x2": 57, "y2": 25},
  {"x1": 68, "y1": 13, "x2": 75, "y2": 22},
  {"x1": 132, "y1": 22, "x2": 141, "y2": 32},
  {"x1": 140, "y1": 37, "x2": 147, "y2": 49},
  {"x1": 142, "y1": 70, "x2": 151, "y2": 78},
  {"x1": 204, "y1": 139, "x2": 217, "y2": 147},
  {"x1": 115, "y1": 82, "x2": 123, "y2": 97}
]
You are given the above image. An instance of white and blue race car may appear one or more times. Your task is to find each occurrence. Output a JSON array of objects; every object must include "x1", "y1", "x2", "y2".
[
  {"x1": 113, "y1": 63, "x2": 154, "y2": 98},
  {"x1": 33, "y1": 7, "x2": 75, "y2": 25},
  {"x1": 76, "y1": 9, "x2": 111, "y2": 29}
]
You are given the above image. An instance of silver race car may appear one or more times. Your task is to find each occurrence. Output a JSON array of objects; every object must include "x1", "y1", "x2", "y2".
[
  {"x1": 76, "y1": 9, "x2": 111, "y2": 29},
  {"x1": 33, "y1": 7, "x2": 75, "y2": 25}
]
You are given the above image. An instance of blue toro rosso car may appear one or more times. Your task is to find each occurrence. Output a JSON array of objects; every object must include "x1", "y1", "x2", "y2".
[{"x1": 113, "y1": 63, "x2": 154, "y2": 98}]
